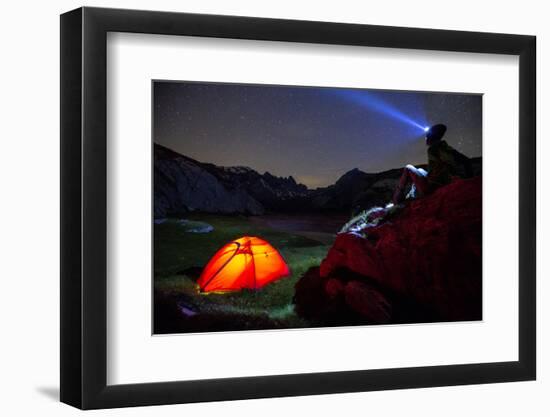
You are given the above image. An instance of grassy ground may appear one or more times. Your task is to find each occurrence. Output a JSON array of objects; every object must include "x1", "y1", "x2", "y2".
[{"x1": 153, "y1": 213, "x2": 334, "y2": 333}]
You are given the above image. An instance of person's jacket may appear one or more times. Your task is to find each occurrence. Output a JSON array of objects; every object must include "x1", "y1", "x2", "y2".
[{"x1": 427, "y1": 140, "x2": 473, "y2": 187}]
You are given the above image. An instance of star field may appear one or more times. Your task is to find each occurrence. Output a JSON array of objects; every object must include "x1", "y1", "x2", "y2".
[{"x1": 154, "y1": 81, "x2": 482, "y2": 188}]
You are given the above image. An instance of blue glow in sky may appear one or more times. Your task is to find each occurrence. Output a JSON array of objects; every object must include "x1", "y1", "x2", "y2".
[
  {"x1": 330, "y1": 89, "x2": 429, "y2": 137},
  {"x1": 154, "y1": 82, "x2": 482, "y2": 188}
]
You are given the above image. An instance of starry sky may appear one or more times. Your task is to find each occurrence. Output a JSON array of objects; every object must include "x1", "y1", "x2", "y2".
[{"x1": 154, "y1": 81, "x2": 482, "y2": 189}]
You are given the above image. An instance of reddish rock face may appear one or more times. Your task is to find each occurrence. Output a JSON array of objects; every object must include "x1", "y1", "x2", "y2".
[
  {"x1": 325, "y1": 278, "x2": 345, "y2": 299},
  {"x1": 344, "y1": 280, "x2": 392, "y2": 323},
  {"x1": 295, "y1": 177, "x2": 482, "y2": 324},
  {"x1": 294, "y1": 267, "x2": 350, "y2": 325}
]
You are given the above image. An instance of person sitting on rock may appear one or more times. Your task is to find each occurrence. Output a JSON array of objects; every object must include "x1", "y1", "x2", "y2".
[{"x1": 392, "y1": 123, "x2": 473, "y2": 204}]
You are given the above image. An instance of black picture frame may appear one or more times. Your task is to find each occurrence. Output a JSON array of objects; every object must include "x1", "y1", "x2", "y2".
[{"x1": 60, "y1": 6, "x2": 536, "y2": 410}]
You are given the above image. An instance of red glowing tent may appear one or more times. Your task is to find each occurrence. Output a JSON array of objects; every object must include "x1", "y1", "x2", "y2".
[{"x1": 198, "y1": 236, "x2": 290, "y2": 292}]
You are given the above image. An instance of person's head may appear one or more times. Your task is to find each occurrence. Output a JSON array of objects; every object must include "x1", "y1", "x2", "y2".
[{"x1": 425, "y1": 124, "x2": 447, "y2": 146}]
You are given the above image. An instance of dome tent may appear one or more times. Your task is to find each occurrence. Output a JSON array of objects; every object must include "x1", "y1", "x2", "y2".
[{"x1": 198, "y1": 236, "x2": 290, "y2": 292}]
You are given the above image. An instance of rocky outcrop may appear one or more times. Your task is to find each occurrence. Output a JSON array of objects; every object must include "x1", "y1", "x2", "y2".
[
  {"x1": 213, "y1": 167, "x2": 309, "y2": 212},
  {"x1": 294, "y1": 176, "x2": 482, "y2": 325},
  {"x1": 154, "y1": 144, "x2": 307, "y2": 217},
  {"x1": 154, "y1": 148, "x2": 264, "y2": 217}
]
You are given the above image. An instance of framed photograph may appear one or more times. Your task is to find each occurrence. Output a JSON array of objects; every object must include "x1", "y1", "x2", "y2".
[{"x1": 60, "y1": 7, "x2": 536, "y2": 409}]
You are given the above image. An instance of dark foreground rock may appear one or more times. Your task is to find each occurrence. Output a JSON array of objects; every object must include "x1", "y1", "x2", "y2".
[{"x1": 294, "y1": 176, "x2": 482, "y2": 325}]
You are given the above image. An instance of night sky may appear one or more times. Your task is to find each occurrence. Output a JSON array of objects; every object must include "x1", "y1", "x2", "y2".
[{"x1": 154, "y1": 81, "x2": 482, "y2": 189}]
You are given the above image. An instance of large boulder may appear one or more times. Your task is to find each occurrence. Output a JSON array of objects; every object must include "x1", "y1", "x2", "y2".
[
  {"x1": 295, "y1": 176, "x2": 482, "y2": 324},
  {"x1": 293, "y1": 267, "x2": 354, "y2": 325},
  {"x1": 294, "y1": 268, "x2": 395, "y2": 325}
]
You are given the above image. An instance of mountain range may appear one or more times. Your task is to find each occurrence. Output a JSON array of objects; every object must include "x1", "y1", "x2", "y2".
[{"x1": 154, "y1": 143, "x2": 481, "y2": 218}]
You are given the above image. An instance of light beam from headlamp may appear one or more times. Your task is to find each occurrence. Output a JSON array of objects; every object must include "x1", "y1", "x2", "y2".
[{"x1": 331, "y1": 89, "x2": 428, "y2": 134}]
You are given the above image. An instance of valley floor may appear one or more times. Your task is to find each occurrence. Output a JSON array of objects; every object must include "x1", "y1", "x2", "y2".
[{"x1": 153, "y1": 213, "x2": 341, "y2": 334}]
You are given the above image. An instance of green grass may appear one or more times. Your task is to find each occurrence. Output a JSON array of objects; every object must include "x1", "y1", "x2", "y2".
[{"x1": 154, "y1": 213, "x2": 333, "y2": 330}]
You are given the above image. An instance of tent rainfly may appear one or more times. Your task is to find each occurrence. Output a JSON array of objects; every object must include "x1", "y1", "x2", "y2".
[{"x1": 197, "y1": 236, "x2": 290, "y2": 292}]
